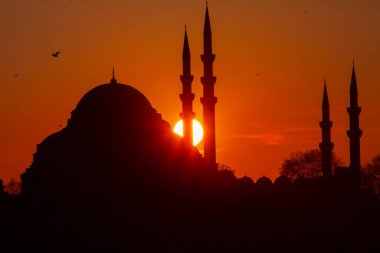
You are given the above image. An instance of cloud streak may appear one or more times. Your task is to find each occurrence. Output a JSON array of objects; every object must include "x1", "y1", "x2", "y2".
[
  {"x1": 225, "y1": 125, "x2": 319, "y2": 146},
  {"x1": 227, "y1": 133, "x2": 285, "y2": 145}
]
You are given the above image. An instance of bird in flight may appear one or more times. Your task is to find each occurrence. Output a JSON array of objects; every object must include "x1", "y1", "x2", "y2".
[{"x1": 51, "y1": 51, "x2": 61, "y2": 57}]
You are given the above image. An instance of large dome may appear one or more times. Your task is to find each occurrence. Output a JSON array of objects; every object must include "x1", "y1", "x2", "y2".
[
  {"x1": 68, "y1": 81, "x2": 157, "y2": 128},
  {"x1": 76, "y1": 82, "x2": 153, "y2": 112},
  {"x1": 22, "y1": 77, "x2": 204, "y2": 199}
]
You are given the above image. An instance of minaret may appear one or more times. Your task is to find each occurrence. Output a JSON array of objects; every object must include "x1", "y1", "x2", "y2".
[
  {"x1": 180, "y1": 27, "x2": 195, "y2": 145},
  {"x1": 347, "y1": 62, "x2": 362, "y2": 188},
  {"x1": 319, "y1": 80, "x2": 334, "y2": 177},
  {"x1": 200, "y1": 4, "x2": 217, "y2": 167}
]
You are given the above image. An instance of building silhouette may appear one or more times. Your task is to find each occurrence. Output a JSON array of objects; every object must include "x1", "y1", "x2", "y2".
[
  {"x1": 319, "y1": 63, "x2": 362, "y2": 190},
  {"x1": 319, "y1": 80, "x2": 334, "y2": 177},
  {"x1": 200, "y1": 5, "x2": 218, "y2": 167},
  {"x1": 2, "y1": 6, "x2": 380, "y2": 253},
  {"x1": 21, "y1": 73, "x2": 205, "y2": 199},
  {"x1": 179, "y1": 28, "x2": 195, "y2": 146}
]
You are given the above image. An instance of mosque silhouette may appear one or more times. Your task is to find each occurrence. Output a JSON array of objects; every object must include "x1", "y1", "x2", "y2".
[
  {"x1": 1, "y1": 5, "x2": 380, "y2": 253},
  {"x1": 21, "y1": 75, "x2": 205, "y2": 199}
]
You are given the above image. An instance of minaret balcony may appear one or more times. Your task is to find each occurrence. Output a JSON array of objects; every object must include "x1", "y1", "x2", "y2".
[
  {"x1": 201, "y1": 54, "x2": 215, "y2": 63},
  {"x1": 201, "y1": 76, "x2": 216, "y2": 86},
  {"x1": 347, "y1": 129, "x2": 363, "y2": 138},
  {"x1": 180, "y1": 75, "x2": 194, "y2": 83},
  {"x1": 347, "y1": 107, "x2": 361, "y2": 115},
  {"x1": 200, "y1": 96, "x2": 217, "y2": 106}
]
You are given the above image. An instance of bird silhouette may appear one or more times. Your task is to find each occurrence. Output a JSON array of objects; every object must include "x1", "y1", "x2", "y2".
[{"x1": 51, "y1": 51, "x2": 61, "y2": 57}]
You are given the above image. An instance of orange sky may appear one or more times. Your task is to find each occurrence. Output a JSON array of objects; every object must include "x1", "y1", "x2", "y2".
[{"x1": 1, "y1": 0, "x2": 380, "y2": 182}]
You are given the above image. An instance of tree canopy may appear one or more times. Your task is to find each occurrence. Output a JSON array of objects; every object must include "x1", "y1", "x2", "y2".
[{"x1": 279, "y1": 149, "x2": 342, "y2": 180}]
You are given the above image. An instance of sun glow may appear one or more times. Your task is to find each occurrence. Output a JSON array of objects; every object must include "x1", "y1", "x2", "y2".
[{"x1": 173, "y1": 119, "x2": 204, "y2": 146}]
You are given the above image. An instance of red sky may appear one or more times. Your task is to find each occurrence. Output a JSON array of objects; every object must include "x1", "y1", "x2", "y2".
[{"x1": 1, "y1": 0, "x2": 380, "y2": 182}]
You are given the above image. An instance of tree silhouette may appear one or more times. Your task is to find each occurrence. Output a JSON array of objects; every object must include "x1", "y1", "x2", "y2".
[
  {"x1": 279, "y1": 149, "x2": 342, "y2": 180},
  {"x1": 4, "y1": 178, "x2": 21, "y2": 195},
  {"x1": 362, "y1": 154, "x2": 380, "y2": 197},
  {"x1": 218, "y1": 164, "x2": 235, "y2": 174},
  {"x1": 366, "y1": 154, "x2": 380, "y2": 175}
]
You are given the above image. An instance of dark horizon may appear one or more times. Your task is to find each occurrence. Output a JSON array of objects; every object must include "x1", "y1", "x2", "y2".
[{"x1": 1, "y1": 0, "x2": 380, "y2": 181}]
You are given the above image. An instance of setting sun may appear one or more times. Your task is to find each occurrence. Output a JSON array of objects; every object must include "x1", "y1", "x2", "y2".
[{"x1": 173, "y1": 119, "x2": 204, "y2": 146}]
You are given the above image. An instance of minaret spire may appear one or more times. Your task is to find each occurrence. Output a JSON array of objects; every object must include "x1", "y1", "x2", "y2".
[
  {"x1": 347, "y1": 62, "x2": 362, "y2": 189},
  {"x1": 180, "y1": 27, "x2": 195, "y2": 145},
  {"x1": 350, "y1": 61, "x2": 358, "y2": 106},
  {"x1": 200, "y1": 4, "x2": 217, "y2": 167},
  {"x1": 110, "y1": 66, "x2": 117, "y2": 84},
  {"x1": 319, "y1": 79, "x2": 334, "y2": 177}
]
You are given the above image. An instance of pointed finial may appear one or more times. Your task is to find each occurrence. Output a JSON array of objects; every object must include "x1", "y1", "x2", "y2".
[
  {"x1": 351, "y1": 60, "x2": 356, "y2": 82},
  {"x1": 183, "y1": 26, "x2": 190, "y2": 57},
  {"x1": 322, "y1": 79, "x2": 329, "y2": 107},
  {"x1": 352, "y1": 59, "x2": 356, "y2": 76},
  {"x1": 350, "y1": 59, "x2": 358, "y2": 97},
  {"x1": 204, "y1": 1, "x2": 211, "y2": 34},
  {"x1": 110, "y1": 66, "x2": 117, "y2": 84}
]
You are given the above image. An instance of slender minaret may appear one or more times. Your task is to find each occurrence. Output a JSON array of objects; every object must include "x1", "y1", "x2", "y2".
[
  {"x1": 200, "y1": 4, "x2": 217, "y2": 167},
  {"x1": 319, "y1": 80, "x2": 334, "y2": 177},
  {"x1": 180, "y1": 27, "x2": 195, "y2": 145},
  {"x1": 347, "y1": 62, "x2": 362, "y2": 188}
]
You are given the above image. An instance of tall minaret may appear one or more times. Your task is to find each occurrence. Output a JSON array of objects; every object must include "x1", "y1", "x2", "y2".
[
  {"x1": 180, "y1": 27, "x2": 195, "y2": 145},
  {"x1": 347, "y1": 62, "x2": 362, "y2": 188},
  {"x1": 319, "y1": 80, "x2": 334, "y2": 177},
  {"x1": 200, "y1": 4, "x2": 217, "y2": 167}
]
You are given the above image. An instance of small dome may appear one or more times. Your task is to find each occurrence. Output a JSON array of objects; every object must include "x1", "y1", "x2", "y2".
[
  {"x1": 256, "y1": 176, "x2": 272, "y2": 187},
  {"x1": 238, "y1": 176, "x2": 254, "y2": 185},
  {"x1": 237, "y1": 176, "x2": 254, "y2": 188}
]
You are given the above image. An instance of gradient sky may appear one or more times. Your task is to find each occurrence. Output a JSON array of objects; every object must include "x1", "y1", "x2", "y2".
[{"x1": 1, "y1": 0, "x2": 380, "y2": 182}]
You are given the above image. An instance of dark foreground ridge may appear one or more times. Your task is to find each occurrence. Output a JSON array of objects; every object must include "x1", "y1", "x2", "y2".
[{"x1": 0, "y1": 80, "x2": 380, "y2": 253}]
